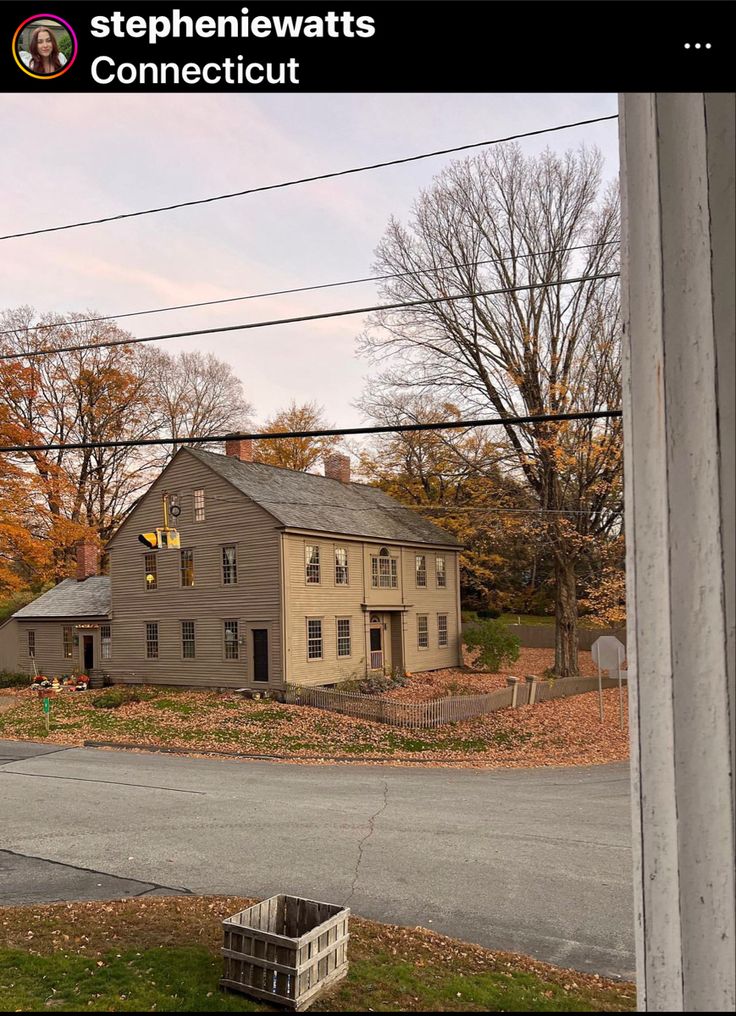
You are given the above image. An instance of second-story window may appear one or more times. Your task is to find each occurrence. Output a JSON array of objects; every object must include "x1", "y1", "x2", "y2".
[
  {"x1": 335, "y1": 547, "x2": 349, "y2": 585},
  {"x1": 415, "y1": 555, "x2": 427, "y2": 587},
  {"x1": 222, "y1": 545, "x2": 238, "y2": 585},
  {"x1": 306, "y1": 544, "x2": 320, "y2": 584},
  {"x1": 436, "y1": 555, "x2": 447, "y2": 587},
  {"x1": 180, "y1": 549, "x2": 195, "y2": 587},
  {"x1": 144, "y1": 553, "x2": 157, "y2": 590},
  {"x1": 371, "y1": 547, "x2": 398, "y2": 588},
  {"x1": 194, "y1": 488, "x2": 205, "y2": 522}
]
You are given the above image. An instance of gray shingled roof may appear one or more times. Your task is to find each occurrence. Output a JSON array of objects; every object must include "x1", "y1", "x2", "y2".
[
  {"x1": 187, "y1": 448, "x2": 460, "y2": 547},
  {"x1": 13, "y1": 577, "x2": 111, "y2": 619}
]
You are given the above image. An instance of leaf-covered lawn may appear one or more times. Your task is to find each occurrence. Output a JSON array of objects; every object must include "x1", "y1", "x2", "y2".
[
  {"x1": 0, "y1": 678, "x2": 628, "y2": 767},
  {"x1": 0, "y1": 897, "x2": 635, "y2": 1012}
]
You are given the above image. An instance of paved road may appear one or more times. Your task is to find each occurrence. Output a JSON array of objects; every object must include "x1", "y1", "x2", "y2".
[{"x1": 0, "y1": 741, "x2": 634, "y2": 978}]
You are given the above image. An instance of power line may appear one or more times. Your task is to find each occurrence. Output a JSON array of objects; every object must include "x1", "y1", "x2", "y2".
[
  {"x1": 0, "y1": 409, "x2": 622, "y2": 455},
  {"x1": 0, "y1": 271, "x2": 620, "y2": 361},
  {"x1": 0, "y1": 239, "x2": 619, "y2": 338},
  {"x1": 1, "y1": 114, "x2": 618, "y2": 242}
]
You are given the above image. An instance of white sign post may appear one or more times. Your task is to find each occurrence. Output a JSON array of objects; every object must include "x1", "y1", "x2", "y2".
[{"x1": 591, "y1": 636, "x2": 626, "y2": 728}]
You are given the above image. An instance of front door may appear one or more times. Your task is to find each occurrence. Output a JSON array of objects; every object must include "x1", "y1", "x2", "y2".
[
  {"x1": 83, "y1": 635, "x2": 94, "y2": 672},
  {"x1": 252, "y1": 629, "x2": 269, "y2": 682}
]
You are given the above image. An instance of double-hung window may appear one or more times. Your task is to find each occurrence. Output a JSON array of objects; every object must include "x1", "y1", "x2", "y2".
[
  {"x1": 100, "y1": 624, "x2": 112, "y2": 660},
  {"x1": 224, "y1": 620, "x2": 239, "y2": 660},
  {"x1": 415, "y1": 555, "x2": 427, "y2": 587},
  {"x1": 334, "y1": 547, "x2": 349, "y2": 585},
  {"x1": 181, "y1": 620, "x2": 196, "y2": 659},
  {"x1": 144, "y1": 553, "x2": 157, "y2": 590},
  {"x1": 417, "y1": 615, "x2": 429, "y2": 649},
  {"x1": 180, "y1": 549, "x2": 195, "y2": 587},
  {"x1": 306, "y1": 545, "x2": 320, "y2": 584},
  {"x1": 437, "y1": 614, "x2": 448, "y2": 647},
  {"x1": 436, "y1": 555, "x2": 447, "y2": 588},
  {"x1": 146, "y1": 622, "x2": 159, "y2": 659},
  {"x1": 194, "y1": 488, "x2": 205, "y2": 522},
  {"x1": 222, "y1": 545, "x2": 238, "y2": 585},
  {"x1": 336, "y1": 618, "x2": 351, "y2": 657},
  {"x1": 27, "y1": 630, "x2": 35, "y2": 658},
  {"x1": 307, "y1": 619, "x2": 323, "y2": 660},
  {"x1": 62, "y1": 625, "x2": 74, "y2": 659}
]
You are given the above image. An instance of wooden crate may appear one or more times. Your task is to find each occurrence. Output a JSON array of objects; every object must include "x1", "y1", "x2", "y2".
[{"x1": 220, "y1": 894, "x2": 349, "y2": 1011}]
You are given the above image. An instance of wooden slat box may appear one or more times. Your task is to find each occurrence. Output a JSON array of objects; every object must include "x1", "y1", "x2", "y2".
[{"x1": 221, "y1": 894, "x2": 350, "y2": 1011}]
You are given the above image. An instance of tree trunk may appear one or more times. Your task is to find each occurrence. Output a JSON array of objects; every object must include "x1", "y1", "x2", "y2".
[{"x1": 554, "y1": 556, "x2": 579, "y2": 677}]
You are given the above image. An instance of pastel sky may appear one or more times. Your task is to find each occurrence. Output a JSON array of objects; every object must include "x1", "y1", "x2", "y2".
[{"x1": 1, "y1": 92, "x2": 619, "y2": 427}]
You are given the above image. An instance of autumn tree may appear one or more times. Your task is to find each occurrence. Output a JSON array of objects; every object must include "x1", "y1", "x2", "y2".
[
  {"x1": 254, "y1": 400, "x2": 340, "y2": 472},
  {"x1": 359, "y1": 145, "x2": 623, "y2": 676}
]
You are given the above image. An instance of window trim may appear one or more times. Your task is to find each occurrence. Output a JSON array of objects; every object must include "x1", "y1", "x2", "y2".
[
  {"x1": 193, "y1": 488, "x2": 206, "y2": 522},
  {"x1": 305, "y1": 544, "x2": 321, "y2": 585},
  {"x1": 306, "y1": 616, "x2": 324, "y2": 661},
  {"x1": 179, "y1": 547, "x2": 195, "y2": 588},
  {"x1": 436, "y1": 555, "x2": 447, "y2": 588},
  {"x1": 334, "y1": 545, "x2": 349, "y2": 586},
  {"x1": 221, "y1": 543, "x2": 238, "y2": 586},
  {"x1": 181, "y1": 619, "x2": 196, "y2": 660},
  {"x1": 415, "y1": 554, "x2": 427, "y2": 588},
  {"x1": 143, "y1": 551, "x2": 158, "y2": 592},
  {"x1": 145, "y1": 621, "x2": 159, "y2": 660},
  {"x1": 100, "y1": 623, "x2": 112, "y2": 661},
  {"x1": 417, "y1": 614, "x2": 429, "y2": 650},
  {"x1": 223, "y1": 619, "x2": 240, "y2": 661},
  {"x1": 437, "y1": 613, "x2": 449, "y2": 648},
  {"x1": 336, "y1": 616, "x2": 352, "y2": 658}
]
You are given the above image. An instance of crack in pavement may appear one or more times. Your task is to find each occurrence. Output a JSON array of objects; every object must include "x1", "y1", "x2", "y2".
[
  {"x1": 343, "y1": 780, "x2": 389, "y2": 908},
  {"x1": 0, "y1": 848, "x2": 193, "y2": 897},
  {"x1": 0, "y1": 770, "x2": 205, "y2": 794}
]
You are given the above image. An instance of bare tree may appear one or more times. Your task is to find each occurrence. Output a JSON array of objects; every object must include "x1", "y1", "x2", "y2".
[
  {"x1": 360, "y1": 145, "x2": 622, "y2": 676},
  {"x1": 143, "y1": 348, "x2": 253, "y2": 455}
]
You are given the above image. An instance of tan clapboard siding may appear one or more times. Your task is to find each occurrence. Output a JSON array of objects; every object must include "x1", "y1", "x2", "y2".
[
  {"x1": 12, "y1": 619, "x2": 104, "y2": 677},
  {"x1": 107, "y1": 453, "x2": 282, "y2": 688},
  {"x1": 400, "y1": 548, "x2": 461, "y2": 673},
  {"x1": 284, "y1": 535, "x2": 461, "y2": 686}
]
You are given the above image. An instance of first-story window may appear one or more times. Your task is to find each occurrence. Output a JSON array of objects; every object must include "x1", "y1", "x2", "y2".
[
  {"x1": 194, "y1": 488, "x2": 205, "y2": 522},
  {"x1": 181, "y1": 620, "x2": 196, "y2": 659},
  {"x1": 27, "y1": 630, "x2": 35, "y2": 658},
  {"x1": 336, "y1": 618, "x2": 351, "y2": 657},
  {"x1": 146, "y1": 622, "x2": 159, "y2": 659},
  {"x1": 62, "y1": 625, "x2": 74, "y2": 659},
  {"x1": 306, "y1": 544, "x2": 320, "y2": 583},
  {"x1": 307, "y1": 618, "x2": 323, "y2": 660},
  {"x1": 100, "y1": 624, "x2": 112, "y2": 660},
  {"x1": 437, "y1": 614, "x2": 448, "y2": 647},
  {"x1": 417, "y1": 614, "x2": 429, "y2": 649},
  {"x1": 224, "y1": 620, "x2": 239, "y2": 660}
]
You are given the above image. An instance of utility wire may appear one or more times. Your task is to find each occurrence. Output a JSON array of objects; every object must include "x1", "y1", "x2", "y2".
[
  {"x1": 0, "y1": 409, "x2": 622, "y2": 455},
  {"x1": 0, "y1": 271, "x2": 620, "y2": 361},
  {"x1": 0, "y1": 239, "x2": 619, "y2": 337},
  {"x1": 0, "y1": 114, "x2": 618, "y2": 242}
]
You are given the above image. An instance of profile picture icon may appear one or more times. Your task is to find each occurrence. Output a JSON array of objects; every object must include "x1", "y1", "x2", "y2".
[{"x1": 13, "y1": 14, "x2": 77, "y2": 79}]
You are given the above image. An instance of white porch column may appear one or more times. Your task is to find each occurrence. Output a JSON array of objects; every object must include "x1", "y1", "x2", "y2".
[{"x1": 619, "y1": 93, "x2": 735, "y2": 1011}]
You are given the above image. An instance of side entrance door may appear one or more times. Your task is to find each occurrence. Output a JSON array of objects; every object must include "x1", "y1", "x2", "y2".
[
  {"x1": 369, "y1": 616, "x2": 383, "y2": 671},
  {"x1": 82, "y1": 635, "x2": 94, "y2": 672},
  {"x1": 252, "y1": 629, "x2": 269, "y2": 683}
]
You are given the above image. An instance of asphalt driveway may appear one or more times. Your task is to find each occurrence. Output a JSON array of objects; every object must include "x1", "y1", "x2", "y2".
[{"x1": 0, "y1": 740, "x2": 634, "y2": 978}]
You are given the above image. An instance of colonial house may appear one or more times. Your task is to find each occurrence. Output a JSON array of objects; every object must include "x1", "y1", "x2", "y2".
[{"x1": 8, "y1": 439, "x2": 462, "y2": 689}]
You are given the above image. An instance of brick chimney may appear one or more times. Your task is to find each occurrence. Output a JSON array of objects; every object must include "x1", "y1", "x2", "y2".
[
  {"x1": 225, "y1": 436, "x2": 253, "y2": 462},
  {"x1": 76, "y1": 540, "x2": 98, "y2": 582},
  {"x1": 324, "y1": 453, "x2": 351, "y2": 484}
]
